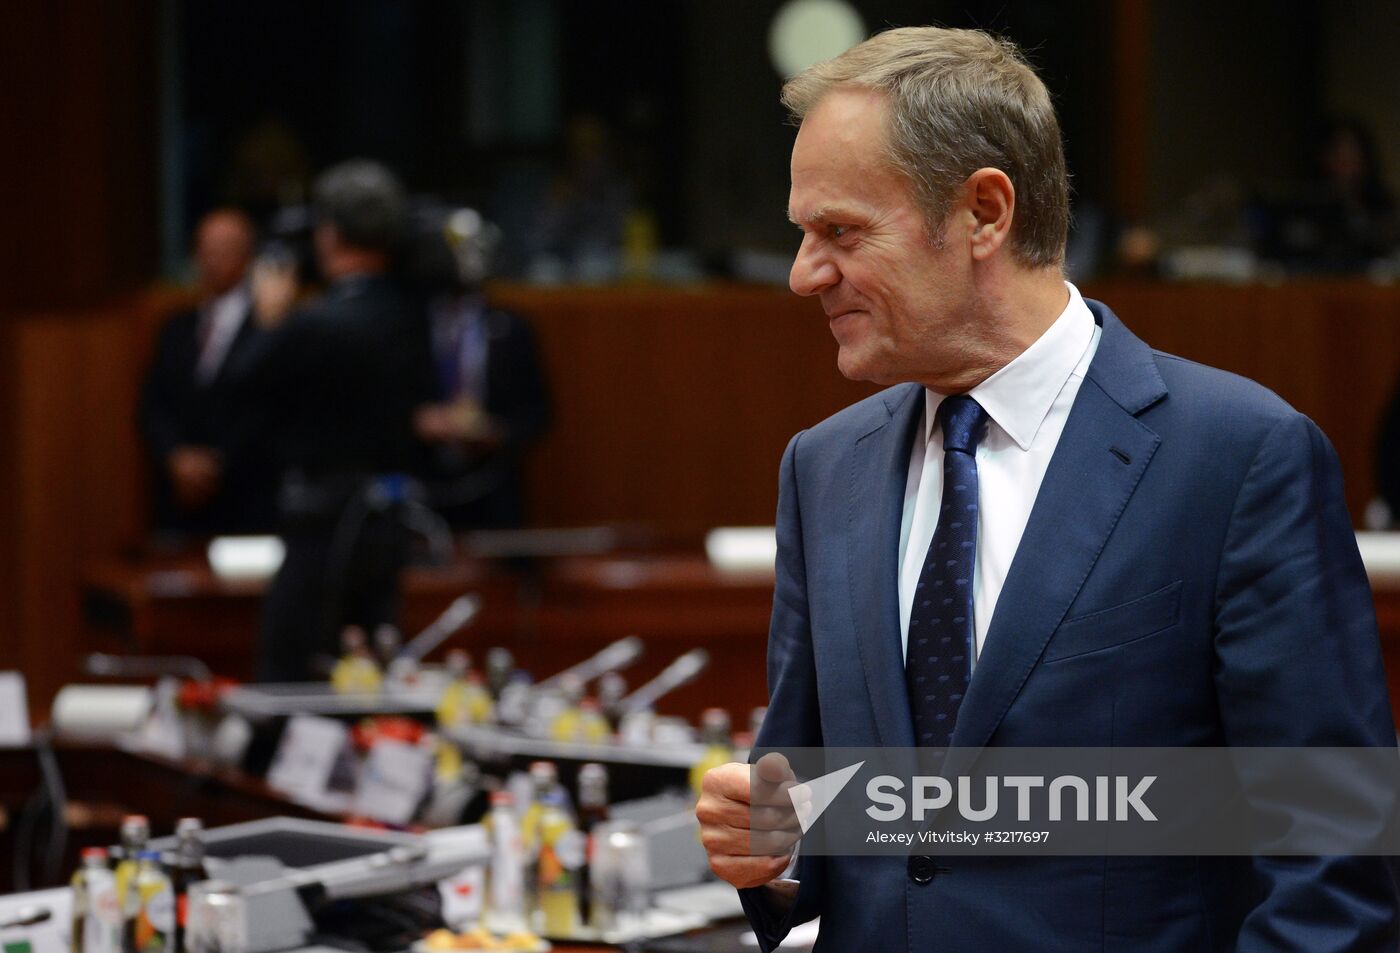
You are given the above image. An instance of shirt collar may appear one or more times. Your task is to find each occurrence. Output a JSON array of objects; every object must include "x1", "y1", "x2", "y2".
[
  {"x1": 329, "y1": 272, "x2": 387, "y2": 300},
  {"x1": 926, "y1": 281, "x2": 1095, "y2": 451},
  {"x1": 204, "y1": 282, "x2": 250, "y2": 317},
  {"x1": 431, "y1": 292, "x2": 486, "y2": 326}
]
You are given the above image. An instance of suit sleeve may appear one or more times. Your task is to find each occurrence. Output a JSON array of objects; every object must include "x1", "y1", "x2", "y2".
[
  {"x1": 137, "y1": 317, "x2": 189, "y2": 462},
  {"x1": 217, "y1": 310, "x2": 308, "y2": 469},
  {"x1": 488, "y1": 312, "x2": 551, "y2": 453},
  {"x1": 739, "y1": 431, "x2": 826, "y2": 952},
  {"x1": 1214, "y1": 412, "x2": 1399, "y2": 952}
]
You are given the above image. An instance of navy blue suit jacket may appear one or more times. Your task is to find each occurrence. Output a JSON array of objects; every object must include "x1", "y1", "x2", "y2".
[{"x1": 742, "y1": 301, "x2": 1398, "y2": 952}]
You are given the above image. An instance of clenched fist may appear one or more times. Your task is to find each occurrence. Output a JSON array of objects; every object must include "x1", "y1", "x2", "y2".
[{"x1": 696, "y1": 752, "x2": 803, "y2": 888}]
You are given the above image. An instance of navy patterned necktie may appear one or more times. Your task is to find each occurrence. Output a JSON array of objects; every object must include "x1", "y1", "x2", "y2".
[{"x1": 906, "y1": 394, "x2": 990, "y2": 747}]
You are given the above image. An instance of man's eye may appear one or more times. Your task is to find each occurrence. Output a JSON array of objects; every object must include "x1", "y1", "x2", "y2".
[{"x1": 831, "y1": 224, "x2": 851, "y2": 240}]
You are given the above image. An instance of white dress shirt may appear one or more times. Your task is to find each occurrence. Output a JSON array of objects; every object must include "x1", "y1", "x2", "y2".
[
  {"x1": 897, "y1": 282, "x2": 1101, "y2": 664},
  {"x1": 429, "y1": 293, "x2": 492, "y2": 401},
  {"x1": 194, "y1": 284, "x2": 252, "y2": 386}
]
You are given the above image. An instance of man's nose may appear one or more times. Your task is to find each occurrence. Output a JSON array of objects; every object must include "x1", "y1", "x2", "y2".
[{"x1": 790, "y1": 235, "x2": 839, "y2": 297}]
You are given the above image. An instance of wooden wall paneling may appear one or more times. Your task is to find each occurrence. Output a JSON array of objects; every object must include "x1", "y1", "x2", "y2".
[
  {"x1": 1086, "y1": 281, "x2": 1398, "y2": 518},
  {"x1": 1314, "y1": 286, "x2": 1400, "y2": 518},
  {"x1": 1110, "y1": 0, "x2": 1151, "y2": 222},
  {"x1": 0, "y1": 321, "x2": 19, "y2": 704},
  {"x1": 12, "y1": 305, "x2": 146, "y2": 705},
  {"x1": 6, "y1": 281, "x2": 1400, "y2": 715},
  {"x1": 496, "y1": 285, "x2": 876, "y2": 529},
  {"x1": 0, "y1": 2, "x2": 158, "y2": 312},
  {"x1": 505, "y1": 281, "x2": 1400, "y2": 530}
]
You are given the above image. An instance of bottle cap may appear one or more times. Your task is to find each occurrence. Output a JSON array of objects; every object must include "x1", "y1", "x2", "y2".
[
  {"x1": 374, "y1": 625, "x2": 401, "y2": 653},
  {"x1": 558, "y1": 673, "x2": 585, "y2": 703},
  {"x1": 490, "y1": 789, "x2": 514, "y2": 807},
  {"x1": 81, "y1": 847, "x2": 108, "y2": 861},
  {"x1": 341, "y1": 626, "x2": 367, "y2": 651},
  {"x1": 136, "y1": 850, "x2": 162, "y2": 862},
  {"x1": 175, "y1": 817, "x2": 203, "y2": 836}
]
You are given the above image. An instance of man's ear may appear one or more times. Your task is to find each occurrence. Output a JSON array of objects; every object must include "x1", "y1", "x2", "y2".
[{"x1": 963, "y1": 168, "x2": 1015, "y2": 261}]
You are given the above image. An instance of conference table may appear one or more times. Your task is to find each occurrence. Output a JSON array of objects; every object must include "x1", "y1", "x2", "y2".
[
  {"x1": 0, "y1": 742, "x2": 768, "y2": 950},
  {"x1": 79, "y1": 532, "x2": 1400, "y2": 728},
  {"x1": 14, "y1": 530, "x2": 1399, "y2": 944}
]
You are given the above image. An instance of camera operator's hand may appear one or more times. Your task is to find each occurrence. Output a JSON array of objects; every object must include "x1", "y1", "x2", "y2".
[
  {"x1": 251, "y1": 257, "x2": 298, "y2": 329},
  {"x1": 696, "y1": 753, "x2": 802, "y2": 889}
]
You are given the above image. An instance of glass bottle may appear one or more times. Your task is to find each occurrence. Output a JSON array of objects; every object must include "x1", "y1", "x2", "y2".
[
  {"x1": 483, "y1": 790, "x2": 527, "y2": 934},
  {"x1": 330, "y1": 626, "x2": 382, "y2": 694},
  {"x1": 575, "y1": 763, "x2": 609, "y2": 927},
  {"x1": 169, "y1": 819, "x2": 207, "y2": 953},
  {"x1": 114, "y1": 814, "x2": 150, "y2": 953},
  {"x1": 689, "y1": 708, "x2": 734, "y2": 797},
  {"x1": 130, "y1": 851, "x2": 174, "y2": 953},
  {"x1": 533, "y1": 790, "x2": 584, "y2": 937}
]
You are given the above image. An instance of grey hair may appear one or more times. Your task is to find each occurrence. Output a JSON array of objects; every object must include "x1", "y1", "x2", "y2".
[
  {"x1": 782, "y1": 26, "x2": 1069, "y2": 268},
  {"x1": 313, "y1": 159, "x2": 408, "y2": 253}
]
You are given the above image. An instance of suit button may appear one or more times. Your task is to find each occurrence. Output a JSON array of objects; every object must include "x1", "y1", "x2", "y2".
[{"x1": 908, "y1": 855, "x2": 936, "y2": 884}]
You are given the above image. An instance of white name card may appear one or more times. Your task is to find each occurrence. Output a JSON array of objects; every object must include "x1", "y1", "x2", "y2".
[
  {"x1": 437, "y1": 864, "x2": 485, "y2": 929},
  {"x1": 352, "y1": 739, "x2": 433, "y2": 825},
  {"x1": 266, "y1": 715, "x2": 349, "y2": 801},
  {"x1": 0, "y1": 672, "x2": 31, "y2": 747}
]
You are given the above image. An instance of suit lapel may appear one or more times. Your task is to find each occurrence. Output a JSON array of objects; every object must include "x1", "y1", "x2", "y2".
[
  {"x1": 948, "y1": 303, "x2": 1167, "y2": 760},
  {"x1": 848, "y1": 383, "x2": 923, "y2": 748},
  {"x1": 209, "y1": 305, "x2": 258, "y2": 387}
]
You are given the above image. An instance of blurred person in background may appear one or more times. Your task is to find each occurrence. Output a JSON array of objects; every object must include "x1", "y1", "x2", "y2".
[
  {"x1": 524, "y1": 115, "x2": 636, "y2": 282},
  {"x1": 405, "y1": 206, "x2": 550, "y2": 529},
  {"x1": 1254, "y1": 117, "x2": 1399, "y2": 273},
  {"x1": 139, "y1": 208, "x2": 277, "y2": 537},
  {"x1": 238, "y1": 159, "x2": 436, "y2": 682},
  {"x1": 224, "y1": 117, "x2": 313, "y2": 227}
]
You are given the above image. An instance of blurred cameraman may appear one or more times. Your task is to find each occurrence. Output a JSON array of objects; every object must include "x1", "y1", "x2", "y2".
[
  {"x1": 407, "y1": 207, "x2": 550, "y2": 529},
  {"x1": 238, "y1": 159, "x2": 436, "y2": 682}
]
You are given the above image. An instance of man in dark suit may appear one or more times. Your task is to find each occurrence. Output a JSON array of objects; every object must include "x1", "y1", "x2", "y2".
[
  {"x1": 406, "y1": 208, "x2": 550, "y2": 529},
  {"x1": 696, "y1": 27, "x2": 1398, "y2": 952},
  {"x1": 241, "y1": 160, "x2": 437, "y2": 682},
  {"x1": 139, "y1": 208, "x2": 276, "y2": 536}
]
